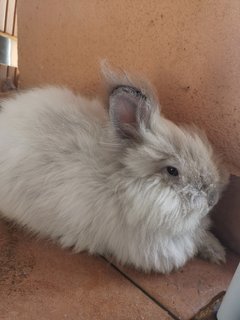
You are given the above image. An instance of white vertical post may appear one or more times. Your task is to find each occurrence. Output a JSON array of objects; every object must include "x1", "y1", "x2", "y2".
[{"x1": 217, "y1": 263, "x2": 240, "y2": 320}]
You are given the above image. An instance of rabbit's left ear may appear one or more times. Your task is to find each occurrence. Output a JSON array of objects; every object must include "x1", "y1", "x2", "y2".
[{"x1": 109, "y1": 85, "x2": 154, "y2": 141}]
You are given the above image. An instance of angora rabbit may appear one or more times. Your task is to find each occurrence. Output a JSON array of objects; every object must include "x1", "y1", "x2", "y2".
[{"x1": 0, "y1": 64, "x2": 228, "y2": 273}]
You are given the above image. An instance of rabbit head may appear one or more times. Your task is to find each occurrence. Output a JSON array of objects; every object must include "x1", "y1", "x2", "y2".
[{"x1": 103, "y1": 63, "x2": 229, "y2": 235}]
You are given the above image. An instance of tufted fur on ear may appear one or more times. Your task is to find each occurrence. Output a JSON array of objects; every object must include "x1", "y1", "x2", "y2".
[
  {"x1": 109, "y1": 85, "x2": 154, "y2": 141},
  {"x1": 101, "y1": 60, "x2": 160, "y2": 141}
]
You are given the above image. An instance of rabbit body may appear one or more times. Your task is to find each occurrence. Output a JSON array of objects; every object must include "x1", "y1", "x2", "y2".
[{"x1": 0, "y1": 73, "x2": 228, "y2": 273}]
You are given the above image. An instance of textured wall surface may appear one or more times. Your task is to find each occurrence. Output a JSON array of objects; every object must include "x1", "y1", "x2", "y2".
[{"x1": 17, "y1": 0, "x2": 240, "y2": 174}]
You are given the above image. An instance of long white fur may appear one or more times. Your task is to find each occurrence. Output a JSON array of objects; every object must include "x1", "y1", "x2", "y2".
[{"x1": 0, "y1": 67, "x2": 228, "y2": 273}]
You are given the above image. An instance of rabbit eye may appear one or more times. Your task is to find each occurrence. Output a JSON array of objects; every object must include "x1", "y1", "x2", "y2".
[{"x1": 166, "y1": 166, "x2": 179, "y2": 177}]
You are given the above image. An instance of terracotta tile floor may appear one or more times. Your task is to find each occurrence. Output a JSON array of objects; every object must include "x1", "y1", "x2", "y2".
[{"x1": 0, "y1": 220, "x2": 239, "y2": 320}]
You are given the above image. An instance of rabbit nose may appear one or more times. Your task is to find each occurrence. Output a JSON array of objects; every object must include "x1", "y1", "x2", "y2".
[{"x1": 207, "y1": 190, "x2": 218, "y2": 207}]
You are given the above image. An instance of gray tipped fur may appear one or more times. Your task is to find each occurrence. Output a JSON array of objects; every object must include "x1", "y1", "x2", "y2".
[{"x1": 0, "y1": 63, "x2": 229, "y2": 273}]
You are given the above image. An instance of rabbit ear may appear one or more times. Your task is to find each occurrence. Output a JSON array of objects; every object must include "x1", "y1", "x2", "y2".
[{"x1": 109, "y1": 85, "x2": 153, "y2": 141}]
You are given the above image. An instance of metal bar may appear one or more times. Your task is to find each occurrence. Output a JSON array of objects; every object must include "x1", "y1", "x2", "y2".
[
  {"x1": 12, "y1": 0, "x2": 17, "y2": 36},
  {"x1": 3, "y1": 0, "x2": 9, "y2": 33},
  {"x1": 0, "y1": 31, "x2": 18, "y2": 67}
]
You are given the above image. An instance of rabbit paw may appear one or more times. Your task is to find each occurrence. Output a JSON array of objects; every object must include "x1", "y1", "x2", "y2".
[{"x1": 198, "y1": 232, "x2": 226, "y2": 264}]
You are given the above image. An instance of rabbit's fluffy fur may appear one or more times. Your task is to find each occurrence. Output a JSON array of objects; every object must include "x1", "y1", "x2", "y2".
[{"x1": 0, "y1": 65, "x2": 228, "y2": 273}]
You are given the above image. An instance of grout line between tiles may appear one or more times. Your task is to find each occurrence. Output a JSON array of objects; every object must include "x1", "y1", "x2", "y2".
[{"x1": 101, "y1": 256, "x2": 180, "y2": 320}]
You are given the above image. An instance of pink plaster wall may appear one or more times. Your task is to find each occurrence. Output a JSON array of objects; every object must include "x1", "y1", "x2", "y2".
[{"x1": 17, "y1": 0, "x2": 240, "y2": 174}]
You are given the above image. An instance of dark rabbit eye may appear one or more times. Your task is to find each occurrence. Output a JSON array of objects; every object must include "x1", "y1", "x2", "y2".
[{"x1": 167, "y1": 166, "x2": 179, "y2": 177}]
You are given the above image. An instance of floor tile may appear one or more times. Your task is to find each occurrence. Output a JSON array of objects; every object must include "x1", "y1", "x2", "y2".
[
  {"x1": 115, "y1": 252, "x2": 239, "y2": 320},
  {"x1": 0, "y1": 220, "x2": 173, "y2": 320}
]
